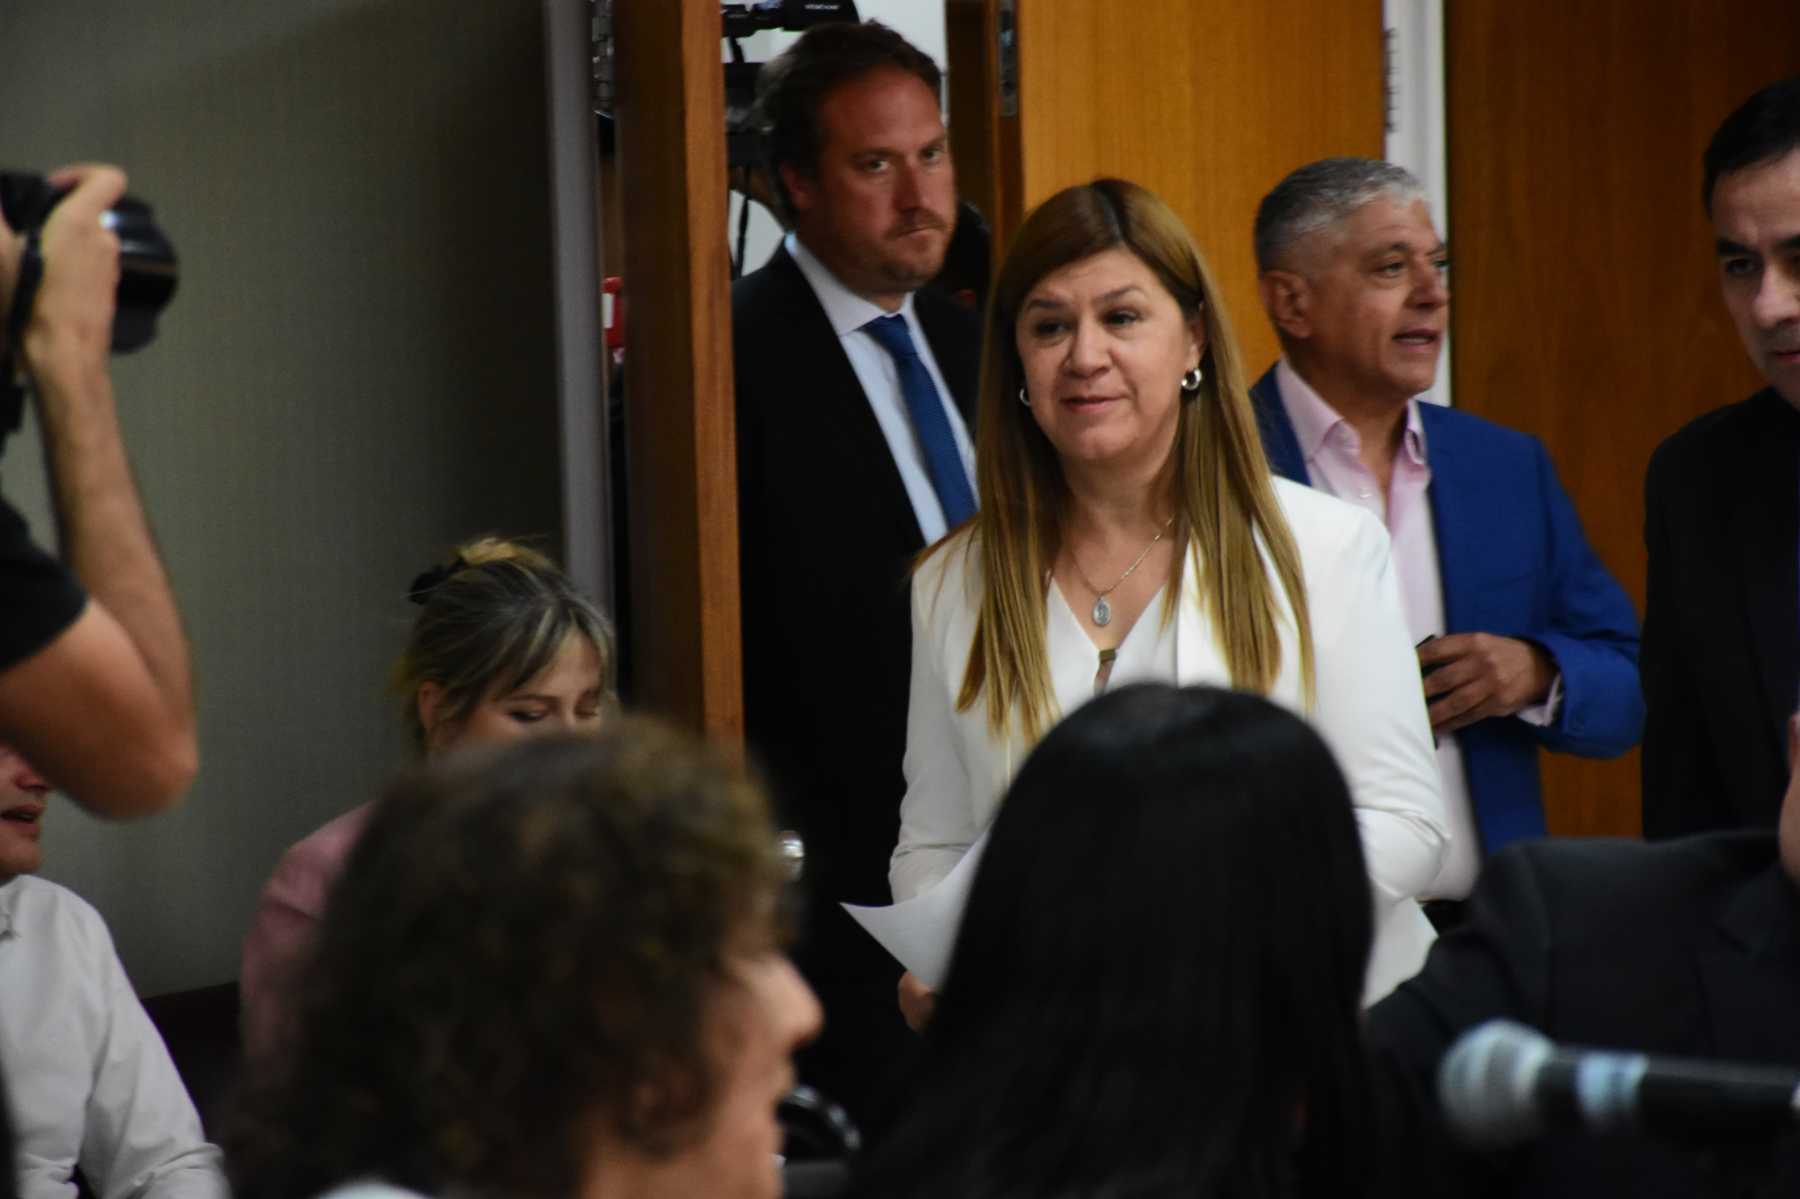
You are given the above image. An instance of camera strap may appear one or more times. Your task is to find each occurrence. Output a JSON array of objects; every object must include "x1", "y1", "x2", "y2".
[
  {"x1": 6, "y1": 229, "x2": 43, "y2": 347},
  {"x1": 0, "y1": 229, "x2": 44, "y2": 439},
  {"x1": 0, "y1": 366, "x2": 22, "y2": 443}
]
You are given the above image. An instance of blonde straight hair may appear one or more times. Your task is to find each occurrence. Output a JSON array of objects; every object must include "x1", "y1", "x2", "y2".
[
  {"x1": 393, "y1": 536, "x2": 618, "y2": 751},
  {"x1": 934, "y1": 178, "x2": 1315, "y2": 741}
]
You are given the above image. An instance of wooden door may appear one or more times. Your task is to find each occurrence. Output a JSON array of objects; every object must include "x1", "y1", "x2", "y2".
[
  {"x1": 1446, "y1": 2, "x2": 1800, "y2": 835},
  {"x1": 950, "y1": 0, "x2": 1385, "y2": 374},
  {"x1": 612, "y1": 0, "x2": 743, "y2": 736}
]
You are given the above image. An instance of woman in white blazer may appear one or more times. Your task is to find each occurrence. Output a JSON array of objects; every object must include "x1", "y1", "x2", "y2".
[{"x1": 890, "y1": 179, "x2": 1447, "y2": 1013}]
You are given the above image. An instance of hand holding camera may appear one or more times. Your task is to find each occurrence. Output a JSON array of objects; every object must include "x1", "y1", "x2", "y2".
[
  {"x1": 2, "y1": 165, "x2": 127, "y2": 380},
  {"x1": 3, "y1": 161, "x2": 178, "y2": 369},
  {"x1": 0, "y1": 161, "x2": 196, "y2": 819}
]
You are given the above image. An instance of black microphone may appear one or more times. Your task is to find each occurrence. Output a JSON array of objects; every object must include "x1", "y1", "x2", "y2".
[{"x1": 1438, "y1": 1020, "x2": 1800, "y2": 1149}]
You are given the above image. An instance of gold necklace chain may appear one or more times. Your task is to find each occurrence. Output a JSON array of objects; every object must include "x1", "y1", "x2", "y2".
[{"x1": 1068, "y1": 515, "x2": 1175, "y2": 627}]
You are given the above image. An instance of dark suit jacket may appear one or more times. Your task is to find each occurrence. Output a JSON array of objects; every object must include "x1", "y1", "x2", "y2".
[
  {"x1": 734, "y1": 243, "x2": 980, "y2": 909},
  {"x1": 1368, "y1": 832, "x2": 1800, "y2": 1198},
  {"x1": 1642, "y1": 389, "x2": 1800, "y2": 838},
  {"x1": 733, "y1": 244, "x2": 979, "y2": 1126},
  {"x1": 1250, "y1": 367, "x2": 1643, "y2": 850}
]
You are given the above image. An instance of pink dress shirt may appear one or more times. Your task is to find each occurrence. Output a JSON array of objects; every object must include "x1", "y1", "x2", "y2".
[
  {"x1": 1274, "y1": 360, "x2": 1559, "y2": 899},
  {"x1": 238, "y1": 803, "x2": 372, "y2": 1061}
]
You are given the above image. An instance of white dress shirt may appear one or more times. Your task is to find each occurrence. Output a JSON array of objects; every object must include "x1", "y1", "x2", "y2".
[
  {"x1": 0, "y1": 875, "x2": 226, "y2": 1199},
  {"x1": 893, "y1": 479, "x2": 1449, "y2": 1002},
  {"x1": 1275, "y1": 359, "x2": 1560, "y2": 899},
  {"x1": 785, "y1": 232, "x2": 977, "y2": 544},
  {"x1": 1047, "y1": 581, "x2": 1177, "y2": 697}
]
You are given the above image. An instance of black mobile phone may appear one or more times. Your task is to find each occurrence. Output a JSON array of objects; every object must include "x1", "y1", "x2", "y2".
[{"x1": 1416, "y1": 634, "x2": 1446, "y2": 682}]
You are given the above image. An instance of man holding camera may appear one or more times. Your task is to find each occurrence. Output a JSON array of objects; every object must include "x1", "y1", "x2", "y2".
[{"x1": 0, "y1": 163, "x2": 195, "y2": 821}]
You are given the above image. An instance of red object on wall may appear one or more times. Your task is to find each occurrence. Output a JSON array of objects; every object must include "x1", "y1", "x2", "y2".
[{"x1": 602, "y1": 275, "x2": 625, "y2": 359}]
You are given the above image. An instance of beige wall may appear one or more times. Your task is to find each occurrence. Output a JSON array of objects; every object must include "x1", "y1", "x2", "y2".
[{"x1": 1, "y1": 0, "x2": 565, "y2": 995}]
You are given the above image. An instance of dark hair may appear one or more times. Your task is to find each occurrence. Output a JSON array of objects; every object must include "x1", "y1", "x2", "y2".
[
  {"x1": 225, "y1": 724, "x2": 787, "y2": 1199},
  {"x1": 1704, "y1": 76, "x2": 1800, "y2": 214},
  {"x1": 395, "y1": 536, "x2": 616, "y2": 750},
  {"x1": 858, "y1": 684, "x2": 1376, "y2": 1199},
  {"x1": 924, "y1": 199, "x2": 993, "y2": 313},
  {"x1": 752, "y1": 20, "x2": 941, "y2": 221}
]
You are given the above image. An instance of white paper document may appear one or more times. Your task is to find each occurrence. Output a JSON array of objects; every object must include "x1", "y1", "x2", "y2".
[{"x1": 841, "y1": 832, "x2": 989, "y2": 989}]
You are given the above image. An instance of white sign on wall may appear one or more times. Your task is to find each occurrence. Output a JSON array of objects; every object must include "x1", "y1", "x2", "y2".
[{"x1": 1384, "y1": 0, "x2": 1451, "y2": 407}]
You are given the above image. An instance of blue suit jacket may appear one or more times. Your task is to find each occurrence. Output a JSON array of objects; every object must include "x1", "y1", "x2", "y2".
[{"x1": 1250, "y1": 366, "x2": 1643, "y2": 850}]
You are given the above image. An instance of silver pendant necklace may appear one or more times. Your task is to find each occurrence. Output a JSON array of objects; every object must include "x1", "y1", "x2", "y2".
[{"x1": 1070, "y1": 516, "x2": 1175, "y2": 627}]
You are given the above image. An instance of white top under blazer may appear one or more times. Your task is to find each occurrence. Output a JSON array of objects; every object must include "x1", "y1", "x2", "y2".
[{"x1": 890, "y1": 478, "x2": 1450, "y2": 1004}]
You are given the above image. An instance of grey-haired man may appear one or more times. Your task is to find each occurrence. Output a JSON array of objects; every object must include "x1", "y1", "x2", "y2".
[{"x1": 1249, "y1": 157, "x2": 1641, "y2": 917}]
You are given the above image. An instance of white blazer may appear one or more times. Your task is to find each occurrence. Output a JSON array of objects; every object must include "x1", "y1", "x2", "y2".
[{"x1": 891, "y1": 478, "x2": 1449, "y2": 1003}]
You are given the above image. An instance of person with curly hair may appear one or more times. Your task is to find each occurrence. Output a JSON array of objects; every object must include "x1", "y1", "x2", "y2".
[
  {"x1": 224, "y1": 724, "x2": 821, "y2": 1199},
  {"x1": 238, "y1": 536, "x2": 615, "y2": 1061}
]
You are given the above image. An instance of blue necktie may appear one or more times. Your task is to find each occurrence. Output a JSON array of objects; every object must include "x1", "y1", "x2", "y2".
[{"x1": 863, "y1": 314, "x2": 977, "y2": 528}]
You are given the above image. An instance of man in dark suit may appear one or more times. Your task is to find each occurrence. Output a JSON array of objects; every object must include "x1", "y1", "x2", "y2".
[
  {"x1": 1248, "y1": 158, "x2": 1641, "y2": 917},
  {"x1": 732, "y1": 22, "x2": 980, "y2": 1131},
  {"x1": 1365, "y1": 709, "x2": 1800, "y2": 1198},
  {"x1": 1643, "y1": 77, "x2": 1800, "y2": 838}
]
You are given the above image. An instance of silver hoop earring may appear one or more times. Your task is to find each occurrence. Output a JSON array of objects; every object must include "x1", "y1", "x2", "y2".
[
  {"x1": 1180, "y1": 366, "x2": 1204, "y2": 393},
  {"x1": 1017, "y1": 386, "x2": 1031, "y2": 408}
]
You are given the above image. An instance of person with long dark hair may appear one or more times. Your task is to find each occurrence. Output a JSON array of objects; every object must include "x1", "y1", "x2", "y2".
[{"x1": 863, "y1": 683, "x2": 1378, "y2": 1198}]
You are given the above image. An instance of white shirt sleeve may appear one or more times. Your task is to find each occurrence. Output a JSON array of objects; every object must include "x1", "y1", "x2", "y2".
[
  {"x1": 1308, "y1": 509, "x2": 1450, "y2": 909},
  {"x1": 1515, "y1": 674, "x2": 1564, "y2": 726},
  {"x1": 16, "y1": 885, "x2": 229, "y2": 1199},
  {"x1": 890, "y1": 553, "x2": 979, "y2": 901}
]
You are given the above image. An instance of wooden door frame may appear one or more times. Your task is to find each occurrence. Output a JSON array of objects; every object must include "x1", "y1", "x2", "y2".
[{"x1": 612, "y1": 0, "x2": 743, "y2": 737}]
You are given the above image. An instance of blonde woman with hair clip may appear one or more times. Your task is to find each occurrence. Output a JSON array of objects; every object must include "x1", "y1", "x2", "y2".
[
  {"x1": 238, "y1": 537, "x2": 616, "y2": 1063},
  {"x1": 891, "y1": 180, "x2": 1448, "y2": 1026}
]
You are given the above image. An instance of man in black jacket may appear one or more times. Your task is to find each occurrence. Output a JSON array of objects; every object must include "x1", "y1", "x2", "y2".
[
  {"x1": 732, "y1": 22, "x2": 979, "y2": 1132},
  {"x1": 1367, "y1": 707, "x2": 1800, "y2": 1197},
  {"x1": 1643, "y1": 76, "x2": 1800, "y2": 836}
]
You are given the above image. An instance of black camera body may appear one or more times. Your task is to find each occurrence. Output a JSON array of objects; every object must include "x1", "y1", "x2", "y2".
[
  {"x1": 0, "y1": 169, "x2": 178, "y2": 355},
  {"x1": 722, "y1": 0, "x2": 860, "y2": 170},
  {"x1": 721, "y1": 0, "x2": 859, "y2": 40}
]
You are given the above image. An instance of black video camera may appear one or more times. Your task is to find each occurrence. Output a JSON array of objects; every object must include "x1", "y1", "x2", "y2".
[
  {"x1": 0, "y1": 169, "x2": 178, "y2": 355},
  {"x1": 723, "y1": 0, "x2": 860, "y2": 170},
  {"x1": 722, "y1": 0, "x2": 860, "y2": 40}
]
